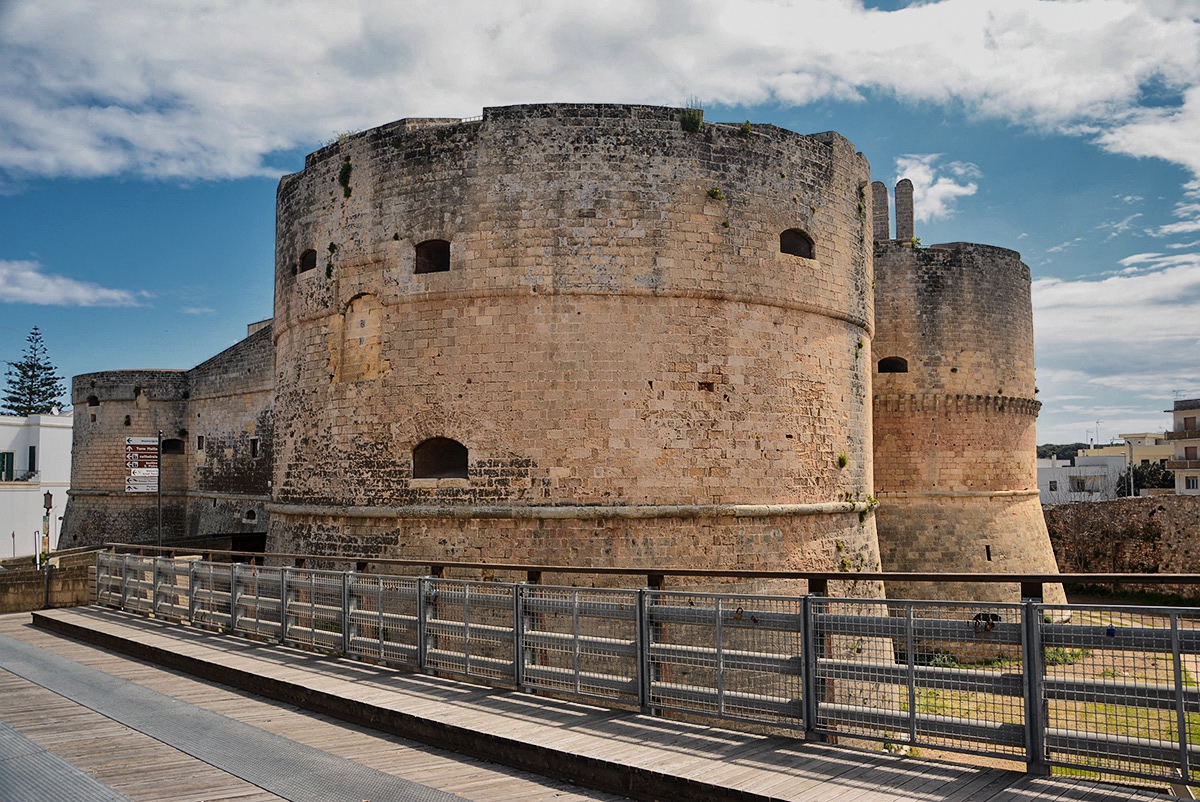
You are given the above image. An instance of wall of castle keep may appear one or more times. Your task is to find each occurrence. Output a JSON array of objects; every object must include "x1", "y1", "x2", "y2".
[
  {"x1": 267, "y1": 103, "x2": 881, "y2": 585},
  {"x1": 60, "y1": 327, "x2": 273, "y2": 547},
  {"x1": 871, "y1": 233, "x2": 1063, "y2": 603}
]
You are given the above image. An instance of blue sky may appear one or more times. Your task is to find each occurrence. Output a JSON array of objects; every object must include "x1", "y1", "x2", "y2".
[{"x1": 1, "y1": 0, "x2": 1198, "y2": 445}]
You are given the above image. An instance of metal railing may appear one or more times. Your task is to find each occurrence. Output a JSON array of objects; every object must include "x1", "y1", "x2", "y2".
[{"x1": 94, "y1": 552, "x2": 1200, "y2": 788}]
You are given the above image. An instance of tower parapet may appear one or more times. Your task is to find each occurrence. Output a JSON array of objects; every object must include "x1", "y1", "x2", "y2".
[
  {"x1": 871, "y1": 182, "x2": 1064, "y2": 603},
  {"x1": 268, "y1": 103, "x2": 881, "y2": 590}
]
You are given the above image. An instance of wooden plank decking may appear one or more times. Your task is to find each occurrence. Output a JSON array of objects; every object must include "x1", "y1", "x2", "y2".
[{"x1": 6, "y1": 606, "x2": 1187, "y2": 802}]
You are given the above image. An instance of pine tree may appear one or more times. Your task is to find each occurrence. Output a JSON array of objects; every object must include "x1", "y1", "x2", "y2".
[{"x1": 3, "y1": 326, "x2": 65, "y2": 416}]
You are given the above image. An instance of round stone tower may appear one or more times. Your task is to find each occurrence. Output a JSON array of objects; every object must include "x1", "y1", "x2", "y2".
[
  {"x1": 871, "y1": 180, "x2": 1064, "y2": 603},
  {"x1": 268, "y1": 103, "x2": 881, "y2": 590}
]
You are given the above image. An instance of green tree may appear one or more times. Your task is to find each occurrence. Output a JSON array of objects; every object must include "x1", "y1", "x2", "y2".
[
  {"x1": 1115, "y1": 461, "x2": 1175, "y2": 497},
  {"x1": 3, "y1": 326, "x2": 65, "y2": 416}
]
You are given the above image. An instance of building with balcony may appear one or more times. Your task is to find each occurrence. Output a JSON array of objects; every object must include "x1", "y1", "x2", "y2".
[
  {"x1": 1166, "y1": 399, "x2": 1200, "y2": 495},
  {"x1": 1037, "y1": 455, "x2": 1125, "y2": 504},
  {"x1": 1078, "y1": 432, "x2": 1173, "y2": 468},
  {"x1": 0, "y1": 412, "x2": 72, "y2": 557}
]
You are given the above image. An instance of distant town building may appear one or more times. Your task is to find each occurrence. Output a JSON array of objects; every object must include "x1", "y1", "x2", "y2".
[
  {"x1": 1078, "y1": 432, "x2": 1172, "y2": 468},
  {"x1": 1166, "y1": 399, "x2": 1200, "y2": 496},
  {"x1": 1037, "y1": 455, "x2": 1125, "y2": 504},
  {"x1": 0, "y1": 412, "x2": 72, "y2": 557}
]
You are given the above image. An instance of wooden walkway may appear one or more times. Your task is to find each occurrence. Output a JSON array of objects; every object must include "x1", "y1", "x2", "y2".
[{"x1": 7, "y1": 606, "x2": 1187, "y2": 802}]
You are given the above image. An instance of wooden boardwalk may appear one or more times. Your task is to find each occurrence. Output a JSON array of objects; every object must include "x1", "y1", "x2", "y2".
[{"x1": 7, "y1": 606, "x2": 1186, "y2": 802}]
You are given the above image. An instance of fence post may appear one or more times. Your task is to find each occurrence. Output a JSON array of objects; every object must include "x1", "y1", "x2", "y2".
[
  {"x1": 280, "y1": 567, "x2": 290, "y2": 643},
  {"x1": 802, "y1": 594, "x2": 820, "y2": 739},
  {"x1": 417, "y1": 577, "x2": 429, "y2": 672},
  {"x1": 1023, "y1": 600, "x2": 1049, "y2": 775},
  {"x1": 1171, "y1": 612, "x2": 1191, "y2": 784},
  {"x1": 230, "y1": 563, "x2": 240, "y2": 633},
  {"x1": 342, "y1": 571, "x2": 352, "y2": 656},
  {"x1": 637, "y1": 587, "x2": 650, "y2": 712},
  {"x1": 513, "y1": 584, "x2": 525, "y2": 688},
  {"x1": 188, "y1": 560, "x2": 197, "y2": 623},
  {"x1": 120, "y1": 555, "x2": 130, "y2": 610}
]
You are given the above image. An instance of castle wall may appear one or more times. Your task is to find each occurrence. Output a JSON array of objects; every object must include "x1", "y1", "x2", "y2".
[
  {"x1": 267, "y1": 103, "x2": 880, "y2": 587},
  {"x1": 184, "y1": 324, "x2": 274, "y2": 538},
  {"x1": 60, "y1": 327, "x2": 274, "y2": 547},
  {"x1": 60, "y1": 371, "x2": 189, "y2": 547},
  {"x1": 871, "y1": 232, "x2": 1063, "y2": 603}
]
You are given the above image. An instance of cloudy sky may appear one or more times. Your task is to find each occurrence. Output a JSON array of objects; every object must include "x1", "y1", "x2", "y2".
[{"x1": 0, "y1": 0, "x2": 1198, "y2": 444}]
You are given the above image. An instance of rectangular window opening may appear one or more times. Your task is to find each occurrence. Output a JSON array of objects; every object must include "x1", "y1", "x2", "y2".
[
  {"x1": 197, "y1": 435, "x2": 205, "y2": 451},
  {"x1": 250, "y1": 438, "x2": 260, "y2": 458}
]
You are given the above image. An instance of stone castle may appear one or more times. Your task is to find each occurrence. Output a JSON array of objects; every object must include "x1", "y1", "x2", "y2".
[{"x1": 59, "y1": 103, "x2": 1062, "y2": 601}]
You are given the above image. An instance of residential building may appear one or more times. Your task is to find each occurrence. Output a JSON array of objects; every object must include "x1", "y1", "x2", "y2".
[
  {"x1": 1037, "y1": 455, "x2": 1125, "y2": 504},
  {"x1": 1166, "y1": 399, "x2": 1200, "y2": 496},
  {"x1": 0, "y1": 412, "x2": 72, "y2": 557}
]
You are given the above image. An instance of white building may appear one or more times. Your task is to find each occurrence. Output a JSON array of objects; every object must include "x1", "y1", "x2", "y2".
[
  {"x1": 1037, "y1": 455, "x2": 1125, "y2": 504},
  {"x1": 0, "y1": 412, "x2": 72, "y2": 557},
  {"x1": 1166, "y1": 399, "x2": 1200, "y2": 495}
]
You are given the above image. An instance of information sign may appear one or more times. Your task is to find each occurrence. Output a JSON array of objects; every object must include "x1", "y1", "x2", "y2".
[{"x1": 125, "y1": 436, "x2": 160, "y2": 493}]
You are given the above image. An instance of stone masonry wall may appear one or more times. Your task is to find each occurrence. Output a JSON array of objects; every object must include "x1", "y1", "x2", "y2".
[
  {"x1": 1045, "y1": 495, "x2": 1200, "y2": 596},
  {"x1": 871, "y1": 235, "x2": 1061, "y2": 602},
  {"x1": 60, "y1": 370, "x2": 189, "y2": 546},
  {"x1": 267, "y1": 103, "x2": 881, "y2": 584}
]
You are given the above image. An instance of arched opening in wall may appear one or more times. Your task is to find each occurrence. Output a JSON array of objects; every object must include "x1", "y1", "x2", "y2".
[
  {"x1": 298, "y1": 249, "x2": 317, "y2": 273},
  {"x1": 87, "y1": 395, "x2": 99, "y2": 406},
  {"x1": 780, "y1": 228, "x2": 815, "y2": 259},
  {"x1": 243, "y1": 509, "x2": 257, "y2": 523},
  {"x1": 414, "y1": 239, "x2": 451, "y2": 274},
  {"x1": 877, "y1": 356, "x2": 908, "y2": 374},
  {"x1": 413, "y1": 438, "x2": 468, "y2": 479},
  {"x1": 161, "y1": 438, "x2": 185, "y2": 455},
  {"x1": 340, "y1": 294, "x2": 382, "y2": 381}
]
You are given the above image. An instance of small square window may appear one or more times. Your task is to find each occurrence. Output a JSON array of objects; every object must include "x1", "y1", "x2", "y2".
[
  {"x1": 1187, "y1": 476, "x2": 1199, "y2": 491},
  {"x1": 1048, "y1": 481, "x2": 1058, "y2": 492}
]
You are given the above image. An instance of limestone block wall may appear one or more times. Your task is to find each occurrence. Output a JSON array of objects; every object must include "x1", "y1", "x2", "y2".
[
  {"x1": 871, "y1": 220, "x2": 1063, "y2": 602},
  {"x1": 268, "y1": 103, "x2": 881, "y2": 587},
  {"x1": 60, "y1": 371, "x2": 189, "y2": 546},
  {"x1": 184, "y1": 324, "x2": 274, "y2": 538}
]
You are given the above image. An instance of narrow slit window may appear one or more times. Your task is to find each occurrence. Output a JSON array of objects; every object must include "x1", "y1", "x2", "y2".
[
  {"x1": 415, "y1": 239, "x2": 451, "y2": 274},
  {"x1": 413, "y1": 437, "x2": 468, "y2": 479},
  {"x1": 196, "y1": 435, "x2": 205, "y2": 451},
  {"x1": 299, "y1": 249, "x2": 318, "y2": 273},
  {"x1": 780, "y1": 228, "x2": 814, "y2": 259},
  {"x1": 250, "y1": 438, "x2": 260, "y2": 458},
  {"x1": 877, "y1": 356, "x2": 908, "y2": 374}
]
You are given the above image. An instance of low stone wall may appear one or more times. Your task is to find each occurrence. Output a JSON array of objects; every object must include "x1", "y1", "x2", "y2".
[
  {"x1": 1043, "y1": 495, "x2": 1200, "y2": 596},
  {"x1": 0, "y1": 564, "x2": 92, "y2": 613}
]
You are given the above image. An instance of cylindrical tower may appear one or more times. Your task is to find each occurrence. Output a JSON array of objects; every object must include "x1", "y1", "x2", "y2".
[
  {"x1": 872, "y1": 181, "x2": 1064, "y2": 603},
  {"x1": 268, "y1": 103, "x2": 880, "y2": 590},
  {"x1": 59, "y1": 370, "x2": 189, "y2": 547}
]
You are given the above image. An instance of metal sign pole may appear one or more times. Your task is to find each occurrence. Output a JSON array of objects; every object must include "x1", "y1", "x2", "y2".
[{"x1": 157, "y1": 430, "x2": 163, "y2": 549}]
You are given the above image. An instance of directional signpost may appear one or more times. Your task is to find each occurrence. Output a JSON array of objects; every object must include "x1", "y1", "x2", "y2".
[{"x1": 125, "y1": 437, "x2": 159, "y2": 493}]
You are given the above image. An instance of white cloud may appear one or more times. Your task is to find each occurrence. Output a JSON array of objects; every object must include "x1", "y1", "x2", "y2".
[
  {"x1": 1031, "y1": 257, "x2": 1200, "y2": 421},
  {"x1": 0, "y1": 260, "x2": 140, "y2": 306},
  {"x1": 0, "y1": 0, "x2": 1197, "y2": 183},
  {"x1": 894, "y1": 154, "x2": 979, "y2": 222}
]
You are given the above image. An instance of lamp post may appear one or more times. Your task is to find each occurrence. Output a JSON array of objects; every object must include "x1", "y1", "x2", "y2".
[{"x1": 42, "y1": 491, "x2": 52, "y2": 556}]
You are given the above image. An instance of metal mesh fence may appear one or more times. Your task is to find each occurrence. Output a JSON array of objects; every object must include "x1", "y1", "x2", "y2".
[
  {"x1": 347, "y1": 574, "x2": 421, "y2": 666},
  {"x1": 519, "y1": 585, "x2": 639, "y2": 705},
  {"x1": 282, "y1": 568, "x2": 345, "y2": 652},
  {"x1": 91, "y1": 553, "x2": 1200, "y2": 787},
  {"x1": 94, "y1": 552, "x2": 123, "y2": 607},
  {"x1": 423, "y1": 579, "x2": 516, "y2": 683},
  {"x1": 1039, "y1": 604, "x2": 1200, "y2": 785},
  {"x1": 810, "y1": 598, "x2": 1027, "y2": 758},
  {"x1": 120, "y1": 555, "x2": 156, "y2": 614},
  {"x1": 647, "y1": 591, "x2": 805, "y2": 727},
  {"x1": 190, "y1": 561, "x2": 233, "y2": 629},
  {"x1": 231, "y1": 564, "x2": 283, "y2": 640},
  {"x1": 152, "y1": 557, "x2": 192, "y2": 621}
]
